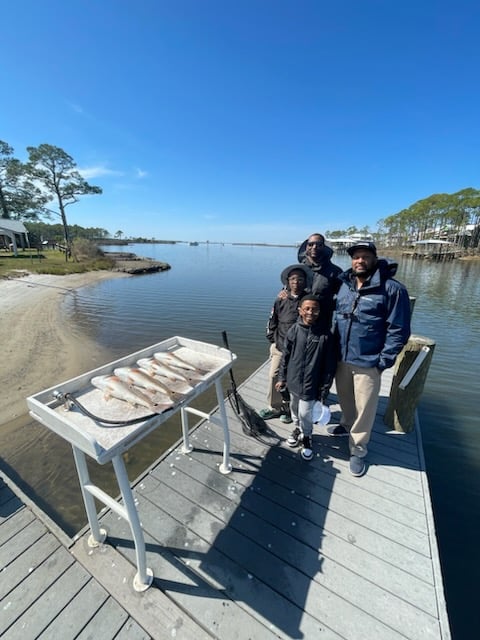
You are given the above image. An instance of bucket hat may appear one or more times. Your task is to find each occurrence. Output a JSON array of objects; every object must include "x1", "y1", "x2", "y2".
[
  {"x1": 312, "y1": 401, "x2": 331, "y2": 425},
  {"x1": 280, "y1": 263, "x2": 312, "y2": 287}
]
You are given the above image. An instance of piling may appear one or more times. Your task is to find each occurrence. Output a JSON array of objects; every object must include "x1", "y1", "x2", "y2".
[{"x1": 384, "y1": 334, "x2": 436, "y2": 433}]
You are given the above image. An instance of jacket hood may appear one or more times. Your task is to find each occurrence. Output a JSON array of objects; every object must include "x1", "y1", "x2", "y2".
[{"x1": 297, "y1": 239, "x2": 335, "y2": 265}]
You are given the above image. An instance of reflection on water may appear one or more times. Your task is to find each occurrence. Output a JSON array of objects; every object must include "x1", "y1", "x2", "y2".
[
  {"x1": 2, "y1": 243, "x2": 479, "y2": 639},
  {"x1": 63, "y1": 243, "x2": 297, "y2": 369}
]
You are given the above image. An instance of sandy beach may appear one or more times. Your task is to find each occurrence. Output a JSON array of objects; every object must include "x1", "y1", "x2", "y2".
[{"x1": 0, "y1": 270, "x2": 128, "y2": 429}]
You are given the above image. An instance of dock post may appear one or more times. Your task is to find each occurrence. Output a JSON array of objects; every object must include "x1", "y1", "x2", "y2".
[
  {"x1": 384, "y1": 334, "x2": 436, "y2": 433},
  {"x1": 409, "y1": 296, "x2": 416, "y2": 316}
]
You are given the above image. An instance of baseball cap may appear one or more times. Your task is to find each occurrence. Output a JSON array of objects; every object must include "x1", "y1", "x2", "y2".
[{"x1": 347, "y1": 241, "x2": 377, "y2": 257}]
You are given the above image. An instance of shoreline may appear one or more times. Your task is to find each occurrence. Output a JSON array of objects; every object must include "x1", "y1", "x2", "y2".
[{"x1": 0, "y1": 270, "x2": 129, "y2": 429}]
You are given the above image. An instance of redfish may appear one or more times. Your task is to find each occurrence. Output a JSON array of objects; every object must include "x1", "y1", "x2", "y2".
[
  {"x1": 137, "y1": 357, "x2": 189, "y2": 382},
  {"x1": 91, "y1": 375, "x2": 167, "y2": 413},
  {"x1": 113, "y1": 367, "x2": 174, "y2": 398},
  {"x1": 153, "y1": 351, "x2": 199, "y2": 372}
]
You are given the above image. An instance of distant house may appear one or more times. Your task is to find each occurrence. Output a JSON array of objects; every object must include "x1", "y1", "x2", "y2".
[
  {"x1": 413, "y1": 239, "x2": 461, "y2": 260},
  {"x1": 326, "y1": 234, "x2": 374, "y2": 253},
  {"x1": 0, "y1": 219, "x2": 30, "y2": 255}
]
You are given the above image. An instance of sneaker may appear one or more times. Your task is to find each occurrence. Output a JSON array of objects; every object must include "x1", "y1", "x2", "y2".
[
  {"x1": 287, "y1": 427, "x2": 302, "y2": 447},
  {"x1": 326, "y1": 424, "x2": 349, "y2": 437},
  {"x1": 280, "y1": 413, "x2": 293, "y2": 424},
  {"x1": 349, "y1": 455, "x2": 366, "y2": 477},
  {"x1": 301, "y1": 436, "x2": 313, "y2": 461},
  {"x1": 259, "y1": 407, "x2": 282, "y2": 420}
]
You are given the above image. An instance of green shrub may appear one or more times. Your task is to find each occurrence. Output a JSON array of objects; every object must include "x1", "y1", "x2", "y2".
[{"x1": 70, "y1": 238, "x2": 104, "y2": 261}]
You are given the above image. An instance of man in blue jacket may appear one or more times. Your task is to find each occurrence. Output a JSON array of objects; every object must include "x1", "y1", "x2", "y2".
[{"x1": 329, "y1": 241, "x2": 411, "y2": 477}]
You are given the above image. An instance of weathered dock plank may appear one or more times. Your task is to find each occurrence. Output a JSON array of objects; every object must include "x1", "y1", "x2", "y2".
[
  {"x1": 151, "y1": 467, "x2": 437, "y2": 633},
  {"x1": 0, "y1": 472, "x2": 151, "y2": 639},
  {"x1": 0, "y1": 530, "x2": 60, "y2": 600},
  {"x1": 187, "y1": 426, "x2": 435, "y2": 582},
  {"x1": 2, "y1": 359, "x2": 450, "y2": 639},
  {"x1": 72, "y1": 537, "x2": 216, "y2": 640},
  {"x1": 1, "y1": 545, "x2": 76, "y2": 635},
  {"x1": 0, "y1": 483, "x2": 23, "y2": 520},
  {"x1": 67, "y1": 361, "x2": 449, "y2": 639},
  {"x1": 154, "y1": 446, "x2": 437, "y2": 614}
]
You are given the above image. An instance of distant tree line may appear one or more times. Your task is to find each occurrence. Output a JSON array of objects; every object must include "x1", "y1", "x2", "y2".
[
  {"x1": 325, "y1": 189, "x2": 479, "y2": 250},
  {"x1": 24, "y1": 221, "x2": 111, "y2": 247},
  {"x1": 378, "y1": 188, "x2": 480, "y2": 249},
  {"x1": 0, "y1": 139, "x2": 102, "y2": 259},
  {"x1": 3, "y1": 137, "x2": 479, "y2": 252}
]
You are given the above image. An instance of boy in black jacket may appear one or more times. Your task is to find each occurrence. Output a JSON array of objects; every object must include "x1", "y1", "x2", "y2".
[
  {"x1": 276, "y1": 295, "x2": 336, "y2": 461},
  {"x1": 259, "y1": 264, "x2": 311, "y2": 422}
]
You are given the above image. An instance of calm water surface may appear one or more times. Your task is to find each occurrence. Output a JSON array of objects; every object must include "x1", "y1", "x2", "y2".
[{"x1": 5, "y1": 243, "x2": 480, "y2": 637}]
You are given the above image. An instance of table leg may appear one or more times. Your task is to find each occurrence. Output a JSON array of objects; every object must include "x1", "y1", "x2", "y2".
[
  {"x1": 215, "y1": 378, "x2": 232, "y2": 474},
  {"x1": 72, "y1": 445, "x2": 107, "y2": 546},
  {"x1": 111, "y1": 455, "x2": 153, "y2": 591}
]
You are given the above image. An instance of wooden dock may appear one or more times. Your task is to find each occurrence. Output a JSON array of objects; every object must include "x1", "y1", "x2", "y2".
[
  {"x1": 0, "y1": 474, "x2": 149, "y2": 639},
  {"x1": 1, "y1": 362, "x2": 450, "y2": 639}
]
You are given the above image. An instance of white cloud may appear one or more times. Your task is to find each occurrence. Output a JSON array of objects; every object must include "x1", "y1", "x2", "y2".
[
  {"x1": 67, "y1": 101, "x2": 84, "y2": 114},
  {"x1": 78, "y1": 166, "x2": 123, "y2": 179},
  {"x1": 136, "y1": 168, "x2": 148, "y2": 179}
]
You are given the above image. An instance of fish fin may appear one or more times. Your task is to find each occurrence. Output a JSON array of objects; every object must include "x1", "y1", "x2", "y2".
[{"x1": 153, "y1": 401, "x2": 174, "y2": 414}]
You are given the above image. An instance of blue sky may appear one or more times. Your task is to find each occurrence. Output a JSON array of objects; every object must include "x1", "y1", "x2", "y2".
[{"x1": 2, "y1": 0, "x2": 480, "y2": 243}]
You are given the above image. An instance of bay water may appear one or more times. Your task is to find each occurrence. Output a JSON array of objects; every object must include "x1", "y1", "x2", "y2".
[{"x1": 6, "y1": 242, "x2": 480, "y2": 637}]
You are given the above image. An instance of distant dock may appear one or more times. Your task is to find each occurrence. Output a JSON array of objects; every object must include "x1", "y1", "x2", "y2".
[{"x1": 1, "y1": 363, "x2": 450, "y2": 639}]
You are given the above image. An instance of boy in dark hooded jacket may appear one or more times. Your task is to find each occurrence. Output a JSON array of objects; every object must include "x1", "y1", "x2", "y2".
[
  {"x1": 276, "y1": 295, "x2": 336, "y2": 461},
  {"x1": 260, "y1": 264, "x2": 311, "y2": 422}
]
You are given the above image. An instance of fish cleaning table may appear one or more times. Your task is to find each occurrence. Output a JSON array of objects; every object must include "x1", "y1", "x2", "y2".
[{"x1": 27, "y1": 336, "x2": 236, "y2": 591}]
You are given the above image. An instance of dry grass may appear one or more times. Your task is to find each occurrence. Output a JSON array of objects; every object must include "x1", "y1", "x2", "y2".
[{"x1": 0, "y1": 249, "x2": 115, "y2": 278}]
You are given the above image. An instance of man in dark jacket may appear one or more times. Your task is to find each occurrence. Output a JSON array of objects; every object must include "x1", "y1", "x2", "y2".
[
  {"x1": 329, "y1": 241, "x2": 411, "y2": 477},
  {"x1": 297, "y1": 232, "x2": 343, "y2": 327},
  {"x1": 277, "y1": 233, "x2": 342, "y2": 330}
]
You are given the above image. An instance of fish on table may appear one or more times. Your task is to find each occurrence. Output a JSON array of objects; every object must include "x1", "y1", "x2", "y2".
[
  {"x1": 153, "y1": 351, "x2": 201, "y2": 371},
  {"x1": 137, "y1": 357, "x2": 191, "y2": 383},
  {"x1": 91, "y1": 375, "x2": 172, "y2": 414},
  {"x1": 153, "y1": 351, "x2": 208, "y2": 377},
  {"x1": 113, "y1": 366, "x2": 175, "y2": 399}
]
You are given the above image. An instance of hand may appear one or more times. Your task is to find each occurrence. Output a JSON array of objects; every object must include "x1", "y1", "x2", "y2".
[{"x1": 279, "y1": 386, "x2": 290, "y2": 401}]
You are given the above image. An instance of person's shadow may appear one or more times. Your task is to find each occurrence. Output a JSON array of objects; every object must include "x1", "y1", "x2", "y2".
[
  {"x1": 103, "y1": 413, "x2": 340, "y2": 638},
  {"x1": 190, "y1": 414, "x2": 340, "y2": 638}
]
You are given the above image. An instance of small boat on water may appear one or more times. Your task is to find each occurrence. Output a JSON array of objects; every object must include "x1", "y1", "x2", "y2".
[{"x1": 189, "y1": 241, "x2": 199, "y2": 246}]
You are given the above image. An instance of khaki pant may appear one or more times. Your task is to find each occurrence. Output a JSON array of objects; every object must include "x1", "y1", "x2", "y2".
[
  {"x1": 335, "y1": 361, "x2": 381, "y2": 458},
  {"x1": 267, "y1": 343, "x2": 283, "y2": 409}
]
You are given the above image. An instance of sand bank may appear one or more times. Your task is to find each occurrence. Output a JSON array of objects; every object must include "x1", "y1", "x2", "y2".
[{"x1": 0, "y1": 271, "x2": 128, "y2": 427}]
